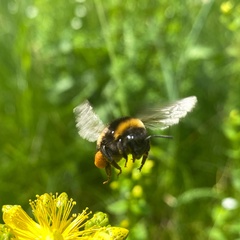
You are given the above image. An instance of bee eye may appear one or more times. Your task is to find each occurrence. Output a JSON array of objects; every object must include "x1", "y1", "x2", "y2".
[{"x1": 127, "y1": 135, "x2": 134, "y2": 140}]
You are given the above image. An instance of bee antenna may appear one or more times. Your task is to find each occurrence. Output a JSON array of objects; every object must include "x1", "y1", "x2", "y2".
[{"x1": 146, "y1": 135, "x2": 173, "y2": 140}]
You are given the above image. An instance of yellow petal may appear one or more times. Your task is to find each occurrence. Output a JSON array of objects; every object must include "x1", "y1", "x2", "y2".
[
  {"x1": 2, "y1": 205, "x2": 42, "y2": 239},
  {"x1": 88, "y1": 227, "x2": 129, "y2": 240}
]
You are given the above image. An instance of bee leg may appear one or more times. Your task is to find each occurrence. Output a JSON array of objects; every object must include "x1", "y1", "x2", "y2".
[
  {"x1": 117, "y1": 141, "x2": 128, "y2": 167},
  {"x1": 110, "y1": 160, "x2": 122, "y2": 177},
  {"x1": 100, "y1": 145, "x2": 122, "y2": 179},
  {"x1": 103, "y1": 162, "x2": 111, "y2": 184},
  {"x1": 123, "y1": 153, "x2": 128, "y2": 167},
  {"x1": 138, "y1": 153, "x2": 148, "y2": 171}
]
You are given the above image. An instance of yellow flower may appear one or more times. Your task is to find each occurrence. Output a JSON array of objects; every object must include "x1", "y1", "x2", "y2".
[
  {"x1": 84, "y1": 212, "x2": 129, "y2": 239},
  {"x1": 87, "y1": 227, "x2": 129, "y2": 240},
  {"x1": 2, "y1": 193, "x2": 89, "y2": 239},
  {"x1": 1, "y1": 192, "x2": 129, "y2": 240}
]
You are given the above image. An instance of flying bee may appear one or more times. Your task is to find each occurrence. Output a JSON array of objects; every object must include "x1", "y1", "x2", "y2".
[{"x1": 74, "y1": 96, "x2": 197, "y2": 184}]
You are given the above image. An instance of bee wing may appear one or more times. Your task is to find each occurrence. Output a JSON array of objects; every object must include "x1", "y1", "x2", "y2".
[
  {"x1": 73, "y1": 100, "x2": 105, "y2": 142},
  {"x1": 141, "y1": 96, "x2": 197, "y2": 130}
]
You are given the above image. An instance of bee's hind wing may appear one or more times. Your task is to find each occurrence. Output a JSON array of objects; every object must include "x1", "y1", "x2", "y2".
[{"x1": 141, "y1": 96, "x2": 197, "y2": 130}]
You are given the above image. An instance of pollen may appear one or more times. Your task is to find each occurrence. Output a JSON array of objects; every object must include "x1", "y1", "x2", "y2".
[{"x1": 95, "y1": 151, "x2": 107, "y2": 168}]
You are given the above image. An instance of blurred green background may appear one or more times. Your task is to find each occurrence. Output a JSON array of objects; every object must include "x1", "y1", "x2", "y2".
[{"x1": 1, "y1": 0, "x2": 240, "y2": 239}]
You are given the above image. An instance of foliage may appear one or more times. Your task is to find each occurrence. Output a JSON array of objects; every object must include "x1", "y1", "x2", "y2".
[{"x1": 1, "y1": 0, "x2": 240, "y2": 239}]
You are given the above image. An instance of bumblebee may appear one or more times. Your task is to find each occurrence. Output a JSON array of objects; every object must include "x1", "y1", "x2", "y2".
[{"x1": 74, "y1": 96, "x2": 197, "y2": 184}]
